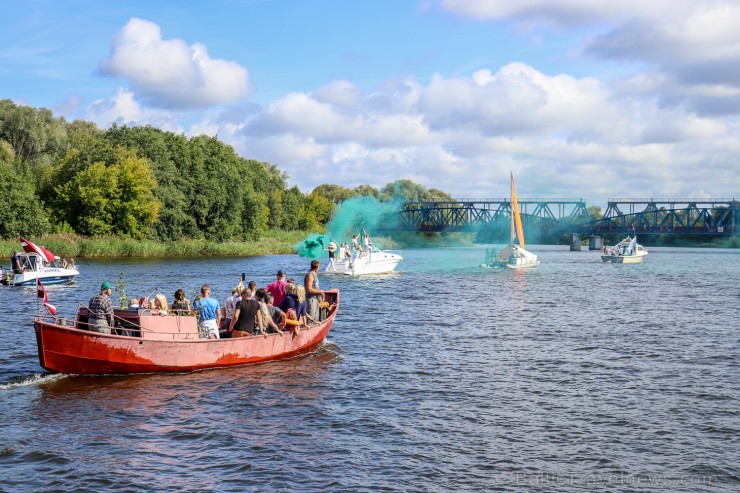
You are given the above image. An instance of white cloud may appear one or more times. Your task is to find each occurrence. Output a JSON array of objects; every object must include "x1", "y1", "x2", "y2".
[
  {"x1": 438, "y1": 0, "x2": 701, "y2": 27},
  {"x1": 84, "y1": 8, "x2": 739, "y2": 200},
  {"x1": 86, "y1": 87, "x2": 183, "y2": 132},
  {"x1": 98, "y1": 18, "x2": 250, "y2": 110}
]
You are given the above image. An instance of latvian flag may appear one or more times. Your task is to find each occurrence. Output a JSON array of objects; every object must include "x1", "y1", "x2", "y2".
[{"x1": 37, "y1": 280, "x2": 57, "y2": 315}]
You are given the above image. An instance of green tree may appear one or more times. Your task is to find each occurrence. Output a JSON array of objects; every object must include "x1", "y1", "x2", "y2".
[
  {"x1": 0, "y1": 100, "x2": 68, "y2": 165},
  {"x1": 587, "y1": 206, "x2": 603, "y2": 221},
  {"x1": 312, "y1": 184, "x2": 356, "y2": 204},
  {"x1": 382, "y1": 179, "x2": 429, "y2": 202},
  {"x1": 354, "y1": 184, "x2": 380, "y2": 198},
  {"x1": 53, "y1": 148, "x2": 160, "y2": 238},
  {"x1": 281, "y1": 186, "x2": 304, "y2": 230},
  {"x1": 0, "y1": 151, "x2": 51, "y2": 238}
]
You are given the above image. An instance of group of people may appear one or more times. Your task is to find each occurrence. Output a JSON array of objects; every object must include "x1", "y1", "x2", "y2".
[
  {"x1": 86, "y1": 260, "x2": 330, "y2": 340},
  {"x1": 9, "y1": 252, "x2": 77, "y2": 274},
  {"x1": 327, "y1": 233, "x2": 373, "y2": 267}
]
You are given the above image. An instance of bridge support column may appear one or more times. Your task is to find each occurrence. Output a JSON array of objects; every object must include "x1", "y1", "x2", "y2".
[
  {"x1": 588, "y1": 235, "x2": 603, "y2": 250},
  {"x1": 569, "y1": 233, "x2": 581, "y2": 251}
]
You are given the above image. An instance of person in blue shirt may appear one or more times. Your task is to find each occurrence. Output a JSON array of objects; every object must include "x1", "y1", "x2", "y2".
[{"x1": 193, "y1": 284, "x2": 221, "y2": 339}]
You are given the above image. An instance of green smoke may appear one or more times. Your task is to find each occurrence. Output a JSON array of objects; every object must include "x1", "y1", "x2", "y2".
[
  {"x1": 295, "y1": 195, "x2": 405, "y2": 257},
  {"x1": 294, "y1": 233, "x2": 329, "y2": 258}
]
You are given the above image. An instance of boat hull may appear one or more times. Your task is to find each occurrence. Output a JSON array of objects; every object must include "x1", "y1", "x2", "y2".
[
  {"x1": 325, "y1": 251, "x2": 402, "y2": 276},
  {"x1": 601, "y1": 254, "x2": 645, "y2": 264},
  {"x1": 34, "y1": 291, "x2": 339, "y2": 375},
  {"x1": 3, "y1": 268, "x2": 79, "y2": 286}
]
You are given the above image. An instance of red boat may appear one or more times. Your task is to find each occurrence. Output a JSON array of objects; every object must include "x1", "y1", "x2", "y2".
[{"x1": 33, "y1": 289, "x2": 339, "y2": 375}]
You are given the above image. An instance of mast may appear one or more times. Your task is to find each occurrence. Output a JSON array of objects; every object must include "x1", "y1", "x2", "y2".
[
  {"x1": 510, "y1": 173, "x2": 515, "y2": 246},
  {"x1": 510, "y1": 173, "x2": 526, "y2": 249}
]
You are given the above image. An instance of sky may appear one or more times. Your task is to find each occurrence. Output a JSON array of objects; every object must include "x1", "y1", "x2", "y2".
[{"x1": 2, "y1": 0, "x2": 739, "y2": 205}]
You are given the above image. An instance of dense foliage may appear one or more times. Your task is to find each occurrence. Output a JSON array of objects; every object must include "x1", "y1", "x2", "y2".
[{"x1": 0, "y1": 100, "x2": 449, "y2": 241}]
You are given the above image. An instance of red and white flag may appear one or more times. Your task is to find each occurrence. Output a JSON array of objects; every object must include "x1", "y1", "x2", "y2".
[
  {"x1": 20, "y1": 236, "x2": 55, "y2": 262},
  {"x1": 37, "y1": 280, "x2": 48, "y2": 302},
  {"x1": 37, "y1": 280, "x2": 57, "y2": 315}
]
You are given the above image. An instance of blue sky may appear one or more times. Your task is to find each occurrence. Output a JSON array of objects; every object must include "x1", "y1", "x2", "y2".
[{"x1": 2, "y1": 0, "x2": 739, "y2": 203}]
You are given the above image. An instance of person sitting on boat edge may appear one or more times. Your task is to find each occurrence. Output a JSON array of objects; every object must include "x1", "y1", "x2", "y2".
[
  {"x1": 171, "y1": 289, "x2": 191, "y2": 314},
  {"x1": 193, "y1": 284, "x2": 221, "y2": 339},
  {"x1": 88, "y1": 281, "x2": 115, "y2": 334},
  {"x1": 153, "y1": 294, "x2": 169, "y2": 316},
  {"x1": 278, "y1": 282, "x2": 299, "y2": 315},
  {"x1": 265, "y1": 293, "x2": 286, "y2": 332},
  {"x1": 304, "y1": 260, "x2": 325, "y2": 323},
  {"x1": 129, "y1": 298, "x2": 140, "y2": 310},
  {"x1": 295, "y1": 284, "x2": 312, "y2": 326},
  {"x1": 255, "y1": 288, "x2": 283, "y2": 334}
]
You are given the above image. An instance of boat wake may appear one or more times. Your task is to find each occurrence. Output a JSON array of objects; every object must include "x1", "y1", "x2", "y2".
[{"x1": 0, "y1": 372, "x2": 66, "y2": 390}]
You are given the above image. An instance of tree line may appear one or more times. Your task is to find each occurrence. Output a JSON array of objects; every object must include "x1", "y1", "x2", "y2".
[{"x1": 0, "y1": 100, "x2": 451, "y2": 241}]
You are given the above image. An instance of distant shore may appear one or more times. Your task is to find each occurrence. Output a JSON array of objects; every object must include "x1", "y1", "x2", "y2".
[{"x1": 0, "y1": 231, "x2": 309, "y2": 260}]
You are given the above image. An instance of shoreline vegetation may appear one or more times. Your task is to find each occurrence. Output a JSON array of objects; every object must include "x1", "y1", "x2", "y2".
[
  {"x1": 1, "y1": 231, "x2": 737, "y2": 261},
  {"x1": 0, "y1": 231, "x2": 310, "y2": 259}
]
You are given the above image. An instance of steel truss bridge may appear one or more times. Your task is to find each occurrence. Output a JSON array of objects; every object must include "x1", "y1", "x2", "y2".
[
  {"x1": 586, "y1": 198, "x2": 739, "y2": 236},
  {"x1": 388, "y1": 198, "x2": 739, "y2": 237}
]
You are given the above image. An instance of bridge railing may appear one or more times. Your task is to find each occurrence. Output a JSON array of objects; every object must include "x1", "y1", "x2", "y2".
[{"x1": 608, "y1": 198, "x2": 738, "y2": 204}]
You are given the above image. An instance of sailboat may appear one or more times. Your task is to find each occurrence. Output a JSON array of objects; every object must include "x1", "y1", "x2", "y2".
[{"x1": 481, "y1": 173, "x2": 540, "y2": 269}]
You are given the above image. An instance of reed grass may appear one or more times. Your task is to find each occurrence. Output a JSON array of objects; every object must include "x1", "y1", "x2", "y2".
[{"x1": 0, "y1": 231, "x2": 309, "y2": 259}]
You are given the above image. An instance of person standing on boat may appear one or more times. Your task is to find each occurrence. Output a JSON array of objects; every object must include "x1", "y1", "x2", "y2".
[
  {"x1": 229, "y1": 288, "x2": 260, "y2": 337},
  {"x1": 304, "y1": 260, "x2": 325, "y2": 324},
  {"x1": 265, "y1": 270, "x2": 288, "y2": 307},
  {"x1": 88, "y1": 281, "x2": 115, "y2": 334},
  {"x1": 222, "y1": 284, "x2": 242, "y2": 336},
  {"x1": 11, "y1": 251, "x2": 21, "y2": 274},
  {"x1": 351, "y1": 235, "x2": 359, "y2": 252},
  {"x1": 193, "y1": 284, "x2": 221, "y2": 339}
]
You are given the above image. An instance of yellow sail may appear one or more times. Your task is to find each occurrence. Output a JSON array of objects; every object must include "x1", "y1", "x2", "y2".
[{"x1": 511, "y1": 173, "x2": 526, "y2": 249}]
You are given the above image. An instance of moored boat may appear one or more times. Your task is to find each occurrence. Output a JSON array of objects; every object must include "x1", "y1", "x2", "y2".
[
  {"x1": 601, "y1": 236, "x2": 648, "y2": 264},
  {"x1": 33, "y1": 289, "x2": 339, "y2": 375}
]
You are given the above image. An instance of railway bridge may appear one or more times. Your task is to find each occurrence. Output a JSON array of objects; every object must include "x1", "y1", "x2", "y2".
[{"x1": 383, "y1": 198, "x2": 739, "y2": 239}]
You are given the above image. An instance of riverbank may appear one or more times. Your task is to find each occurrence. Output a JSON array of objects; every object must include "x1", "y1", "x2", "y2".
[{"x1": 0, "y1": 231, "x2": 309, "y2": 259}]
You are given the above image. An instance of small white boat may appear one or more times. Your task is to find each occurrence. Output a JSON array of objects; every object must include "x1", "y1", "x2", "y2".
[
  {"x1": 601, "y1": 236, "x2": 648, "y2": 264},
  {"x1": 325, "y1": 246, "x2": 403, "y2": 276},
  {"x1": 2, "y1": 237, "x2": 79, "y2": 286},
  {"x1": 481, "y1": 173, "x2": 540, "y2": 269}
]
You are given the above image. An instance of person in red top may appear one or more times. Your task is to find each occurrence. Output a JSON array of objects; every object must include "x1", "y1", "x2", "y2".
[{"x1": 265, "y1": 270, "x2": 288, "y2": 307}]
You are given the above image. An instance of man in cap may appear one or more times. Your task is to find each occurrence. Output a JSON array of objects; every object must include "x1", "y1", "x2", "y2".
[
  {"x1": 88, "y1": 281, "x2": 115, "y2": 334},
  {"x1": 265, "y1": 270, "x2": 288, "y2": 307}
]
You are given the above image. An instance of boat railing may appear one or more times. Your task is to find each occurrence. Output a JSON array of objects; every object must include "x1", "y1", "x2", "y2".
[{"x1": 38, "y1": 297, "x2": 338, "y2": 342}]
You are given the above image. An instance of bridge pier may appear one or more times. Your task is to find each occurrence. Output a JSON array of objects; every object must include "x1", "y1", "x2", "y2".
[
  {"x1": 588, "y1": 235, "x2": 603, "y2": 250},
  {"x1": 569, "y1": 233, "x2": 581, "y2": 251}
]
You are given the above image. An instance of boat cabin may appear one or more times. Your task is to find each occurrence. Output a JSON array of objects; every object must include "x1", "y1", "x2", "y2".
[{"x1": 75, "y1": 307, "x2": 200, "y2": 341}]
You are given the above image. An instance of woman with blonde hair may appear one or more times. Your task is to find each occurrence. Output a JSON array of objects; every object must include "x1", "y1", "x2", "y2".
[
  {"x1": 153, "y1": 294, "x2": 168, "y2": 315},
  {"x1": 294, "y1": 284, "x2": 313, "y2": 326}
]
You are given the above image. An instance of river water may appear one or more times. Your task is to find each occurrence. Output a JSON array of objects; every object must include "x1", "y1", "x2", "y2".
[{"x1": 0, "y1": 246, "x2": 738, "y2": 492}]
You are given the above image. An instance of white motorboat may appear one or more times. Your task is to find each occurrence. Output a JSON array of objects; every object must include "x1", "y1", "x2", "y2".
[
  {"x1": 325, "y1": 246, "x2": 403, "y2": 275},
  {"x1": 601, "y1": 236, "x2": 648, "y2": 264},
  {"x1": 480, "y1": 173, "x2": 540, "y2": 269},
  {"x1": 1, "y1": 237, "x2": 79, "y2": 286}
]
